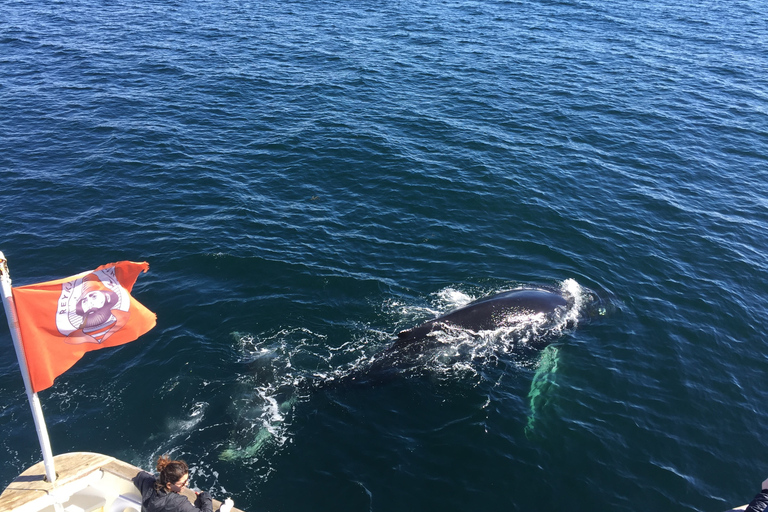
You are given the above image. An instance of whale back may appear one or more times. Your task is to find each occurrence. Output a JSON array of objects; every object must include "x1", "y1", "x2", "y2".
[{"x1": 392, "y1": 288, "x2": 568, "y2": 351}]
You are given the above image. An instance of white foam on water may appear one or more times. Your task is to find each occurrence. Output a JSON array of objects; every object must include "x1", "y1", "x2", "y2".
[
  {"x1": 222, "y1": 328, "x2": 333, "y2": 463},
  {"x1": 434, "y1": 288, "x2": 475, "y2": 309}
]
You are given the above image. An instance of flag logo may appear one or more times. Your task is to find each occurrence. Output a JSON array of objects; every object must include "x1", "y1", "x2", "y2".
[{"x1": 56, "y1": 266, "x2": 131, "y2": 344}]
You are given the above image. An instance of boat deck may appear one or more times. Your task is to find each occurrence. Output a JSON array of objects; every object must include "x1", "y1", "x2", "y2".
[{"x1": 1, "y1": 453, "x2": 240, "y2": 512}]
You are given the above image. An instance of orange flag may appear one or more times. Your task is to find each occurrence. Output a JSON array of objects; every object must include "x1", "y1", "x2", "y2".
[{"x1": 12, "y1": 261, "x2": 157, "y2": 392}]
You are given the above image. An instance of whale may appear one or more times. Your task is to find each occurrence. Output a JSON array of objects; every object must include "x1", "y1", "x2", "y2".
[
  {"x1": 387, "y1": 287, "x2": 572, "y2": 354},
  {"x1": 221, "y1": 282, "x2": 603, "y2": 459},
  {"x1": 321, "y1": 285, "x2": 581, "y2": 388}
]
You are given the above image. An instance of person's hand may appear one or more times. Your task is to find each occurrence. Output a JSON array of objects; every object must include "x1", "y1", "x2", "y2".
[{"x1": 761, "y1": 477, "x2": 768, "y2": 491}]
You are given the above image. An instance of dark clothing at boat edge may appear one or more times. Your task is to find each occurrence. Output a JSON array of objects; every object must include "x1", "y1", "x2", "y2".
[
  {"x1": 133, "y1": 471, "x2": 213, "y2": 512},
  {"x1": 746, "y1": 490, "x2": 768, "y2": 512}
]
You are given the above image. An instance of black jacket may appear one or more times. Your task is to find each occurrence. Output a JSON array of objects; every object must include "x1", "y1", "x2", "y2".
[
  {"x1": 133, "y1": 471, "x2": 213, "y2": 512},
  {"x1": 746, "y1": 490, "x2": 768, "y2": 512}
]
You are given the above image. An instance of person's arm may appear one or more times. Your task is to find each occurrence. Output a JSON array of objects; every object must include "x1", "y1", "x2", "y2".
[
  {"x1": 132, "y1": 471, "x2": 156, "y2": 495},
  {"x1": 745, "y1": 478, "x2": 768, "y2": 512},
  {"x1": 193, "y1": 491, "x2": 213, "y2": 512},
  {"x1": 168, "y1": 491, "x2": 213, "y2": 512}
]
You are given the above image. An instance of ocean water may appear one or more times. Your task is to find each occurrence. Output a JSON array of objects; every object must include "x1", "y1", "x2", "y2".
[{"x1": 1, "y1": 0, "x2": 767, "y2": 510}]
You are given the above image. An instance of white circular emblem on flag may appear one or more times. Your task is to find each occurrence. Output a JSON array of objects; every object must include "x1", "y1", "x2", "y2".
[{"x1": 55, "y1": 267, "x2": 131, "y2": 343}]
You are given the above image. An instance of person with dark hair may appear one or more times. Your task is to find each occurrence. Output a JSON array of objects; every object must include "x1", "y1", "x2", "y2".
[
  {"x1": 133, "y1": 455, "x2": 213, "y2": 512},
  {"x1": 744, "y1": 477, "x2": 768, "y2": 512}
]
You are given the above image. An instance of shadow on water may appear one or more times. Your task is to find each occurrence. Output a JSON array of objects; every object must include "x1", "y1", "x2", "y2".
[{"x1": 220, "y1": 278, "x2": 612, "y2": 464}]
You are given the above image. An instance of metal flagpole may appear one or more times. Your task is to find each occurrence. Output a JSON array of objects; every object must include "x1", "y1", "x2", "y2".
[{"x1": 0, "y1": 251, "x2": 57, "y2": 483}]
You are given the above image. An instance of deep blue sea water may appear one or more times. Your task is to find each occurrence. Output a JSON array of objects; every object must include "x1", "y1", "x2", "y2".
[{"x1": 2, "y1": 0, "x2": 767, "y2": 510}]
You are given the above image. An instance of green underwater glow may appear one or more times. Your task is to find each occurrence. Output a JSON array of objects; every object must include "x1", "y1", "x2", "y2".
[{"x1": 525, "y1": 344, "x2": 560, "y2": 438}]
